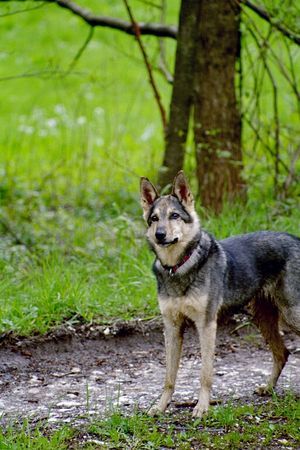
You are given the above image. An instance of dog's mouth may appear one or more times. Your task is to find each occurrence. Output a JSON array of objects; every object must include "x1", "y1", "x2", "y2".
[{"x1": 157, "y1": 237, "x2": 178, "y2": 247}]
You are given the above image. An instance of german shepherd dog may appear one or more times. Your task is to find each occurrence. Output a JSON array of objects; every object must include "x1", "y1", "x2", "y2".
[{"x1": 140, "y1": 171, "x2": 300, "y2": 418}]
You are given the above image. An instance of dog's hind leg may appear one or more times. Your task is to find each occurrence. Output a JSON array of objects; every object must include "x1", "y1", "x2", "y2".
[
  {"x1": 251, "y1": 296, "x2": 290, "y2": 395},
  {"x1": 148, "y1": 315, "x2": 185, "y2": 415}
]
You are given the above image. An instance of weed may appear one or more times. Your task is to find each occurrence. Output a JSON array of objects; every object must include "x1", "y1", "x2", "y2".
[{"x1": 0, "y1": 421, "x2": 73, "y2": 449}]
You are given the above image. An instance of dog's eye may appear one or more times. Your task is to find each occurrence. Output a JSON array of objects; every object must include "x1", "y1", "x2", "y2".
[
  {"x1": 170, "y1": 212, "x2": 180, "y2": 220},
  {"x1": 151, "y1": 215, "x2": 159, "y2": 222}
]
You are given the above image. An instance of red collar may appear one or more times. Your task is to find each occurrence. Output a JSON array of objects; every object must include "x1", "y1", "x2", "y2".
[{"x1": 163, "y1": 250, "x2": 194, "y2": 276}]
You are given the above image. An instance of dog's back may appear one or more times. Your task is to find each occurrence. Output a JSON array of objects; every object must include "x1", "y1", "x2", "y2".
[{"x1": 220, "y1": 231, "x2": 300, "y2": 333}]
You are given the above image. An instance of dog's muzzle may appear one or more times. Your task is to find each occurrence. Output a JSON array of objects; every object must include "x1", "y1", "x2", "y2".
[{"x1": 157, "y1": 237, "x2": 179, "y2": 247}]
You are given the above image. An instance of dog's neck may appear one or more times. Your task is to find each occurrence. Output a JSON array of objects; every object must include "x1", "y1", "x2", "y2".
[{"x1": 162, "y1": 247, "x2": 195, "y2": 276}]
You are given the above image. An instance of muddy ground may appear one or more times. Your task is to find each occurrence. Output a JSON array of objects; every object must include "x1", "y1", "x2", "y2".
[{"x1": 0, "y1": 316, "x2": 299, "y2": 426}]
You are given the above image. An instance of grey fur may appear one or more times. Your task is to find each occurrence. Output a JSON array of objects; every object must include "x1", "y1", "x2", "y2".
[{"x1": 140, "y1": 171, "x2": 300, "y2": 418}]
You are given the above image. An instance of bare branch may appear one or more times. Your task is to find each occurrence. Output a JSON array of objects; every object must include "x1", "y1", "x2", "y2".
[
  {"x1": 246, "y1": 24, "x2": 281, "y2": 196},
  {"x1": 158, "y1": 0, "x2": 173, "y2": 84},
  {"x1": 65, "y1": 26, "x2": 94, "y2": 75},
  {"x1": 0, "y1": 69, "x2": 84, "y2": 82},
  {"x1": 281, "y1": 146, "x2": 300, "y2": 199},
  {"x1": 239, "y1": 0, "x2": 300, "y2": 46},
  {"x1": 122, "y1": 0, "x2": 167, "y2": 133},
  {"x1": 136, "y1": 0, "x2": 162, "y2": 9},
  {"x1": 241, "y1": 6, "x2": 300, "y2": 102},
  {"x1": 244, "y1": 115, "x2": 289, "y2": 174},
  {"x1": 0, "y1": 0, "x2": 177, "y2": 39},
  {"x1": 0, "y1": 2, "x2": 47, "y2": 17}
]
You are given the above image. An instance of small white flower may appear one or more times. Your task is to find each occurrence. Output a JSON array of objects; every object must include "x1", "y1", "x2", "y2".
[
  {"x1": 95, "y1": 137, "x2": 104, "y2": 146},
  {"x1": 38, "y1": 129, "x2": 48, "y2": 137},
  {"x1": 18, "y1": 124, "x2": 34, "y2": 135},
  {"x1": 140, "y1": 124, "x2": 155, "y2": 141},
  {"x1": 32, "y1": 108, "x2": 44, "y2": 119},
  {"x1": 94, "y1": 107, "x2": 104, "y2": 116},
  {"x1": 77, "y1": 116, "x2": 87, "y2": 125},
  {"x1": 85, "y1": 92, "x2": 94, "y2": 100},
  {"x1": 46, "y1": 118, "x2": 57, "y2": 128},
  {"x1": 54, "y1": 104, "x2": 66, "y2": 115}
]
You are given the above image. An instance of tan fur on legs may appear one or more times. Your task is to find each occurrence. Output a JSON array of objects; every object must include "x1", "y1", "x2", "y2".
[
  {"x1": 149, "y1": 315, "x2": 185, "y2": 415},
  {"x1": 250, "y1": 296, "x2": 290, "y2": 395},
  {"x1": 193, "y1": 318, "x2": 217, "y2": 418}
]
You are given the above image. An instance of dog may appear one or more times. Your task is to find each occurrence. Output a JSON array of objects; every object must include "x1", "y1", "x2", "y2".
[{"x1": 140, "y1": 170, "x2": 300, "y2": 418}]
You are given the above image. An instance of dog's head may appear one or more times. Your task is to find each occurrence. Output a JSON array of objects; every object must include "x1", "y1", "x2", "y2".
[{"x1": 140, "y1": 171, "x2": 200, "y2": 265}]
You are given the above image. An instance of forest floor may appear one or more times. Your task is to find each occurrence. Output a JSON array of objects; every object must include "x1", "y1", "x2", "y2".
[{"x1": 0, "y1": 316, "x2": 299, "y2": 428}]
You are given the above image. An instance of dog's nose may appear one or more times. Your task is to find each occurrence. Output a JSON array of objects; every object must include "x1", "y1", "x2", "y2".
[{"x1": 155, "y1": 229, "x2": 166, "y2": 243}]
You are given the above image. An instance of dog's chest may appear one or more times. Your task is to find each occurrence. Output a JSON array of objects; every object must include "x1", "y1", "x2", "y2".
[
  {"x1": 155, "y1": 266, "x2": 205, "y2": 297},
  {"x1": 158, "y1": 290, "x2": 208, "y2": 322}
]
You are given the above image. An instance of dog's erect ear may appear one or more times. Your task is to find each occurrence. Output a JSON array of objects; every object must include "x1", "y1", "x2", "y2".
[
  {"x1": 140, "y1": 177, "x2": 159, "y2": 216},
  {"x1": 172, "y1": 171, "x2": 194, "y2": 209}
]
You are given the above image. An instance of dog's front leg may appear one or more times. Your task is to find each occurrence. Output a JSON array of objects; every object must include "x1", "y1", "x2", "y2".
[
  {"x1": 149, "y1": 315, "x2": 184, "y2": 416},
  {"x1": 193, "y1": 317, "x2": 217, "y2": 418}
]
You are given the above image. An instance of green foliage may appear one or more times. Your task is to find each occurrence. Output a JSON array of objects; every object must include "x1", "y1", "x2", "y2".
[
  {"x1": 0, "y1": 422, "x2": 73, "y2": 450},
  {"x1": 88, "y1": 393, "x2": 299, "y2": 449},
  {"x1": 0, "y1": 184, "x2": 157, "y2": 334}
]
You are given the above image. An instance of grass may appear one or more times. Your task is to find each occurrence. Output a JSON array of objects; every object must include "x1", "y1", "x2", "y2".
[
  {"x1": 83, "y1": 393, "x2": 300, "y2": 449},
  {"x1": 1, "y1": 393, "x2": 299, "y2": 449},
  {"x1": 0, "y1": 421, "x2": 73, "y2": 450},
  {"x1": 0, "y1": 193, "x2": 157, "y2": 334}
]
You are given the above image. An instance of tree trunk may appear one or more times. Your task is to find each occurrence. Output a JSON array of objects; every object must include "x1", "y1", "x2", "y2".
[
  {"x1": 194, "y1": 0, "x2": 244, "y2": 213},
  {"x1": 157, "y1": 0, "x2": 200, "y2": 190}
]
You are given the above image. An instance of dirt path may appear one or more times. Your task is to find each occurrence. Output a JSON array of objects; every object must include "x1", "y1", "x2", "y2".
[{"x1": 0, "y1": 318, "x2": 299, "y2": 426}]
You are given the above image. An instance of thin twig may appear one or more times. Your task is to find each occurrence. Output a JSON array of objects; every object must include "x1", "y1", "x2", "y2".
[
  {"x1": 244, "y1": 115, "x2": 289, "y2": 173},
  {"x1": 0, "y1": 69, "x2": 84, "y2": 82},
  {"x1": 65, "y1": 26, "x2": 94, "y2": 75},
  {"x1": 158, "y1": 0, "x2": 173, "y2": 84},
  {"x1": 136, "y1": 0, "x2": 162, "y2": 9},
  {"x1": 241, "y1": 6, "x2": 300, "y2": 101},
  {"x1": 280, "y1": 146, "x2": 300, "y2": 199},
  {"x1": 241, "y1": 28, "x2": 267, "y2": 158},
  {"x1": 239, "y1": 0, "x2": 300, "y2": 46},
  {"x1": 0, "y1": 2, "x2": 47, "y2": 17},
  {"x1": 282, "y1": 37, "x2": 300, "y2": 116},
  {"x1": 246, "y1": 24, "x2": 280, "y2": 197},
  {"x1": 122, "y1": 0, "x2": 167, "y2": 133}
]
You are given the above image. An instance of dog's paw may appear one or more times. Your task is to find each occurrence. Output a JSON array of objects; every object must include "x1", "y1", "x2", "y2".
[
  {"x1": 148, "y1": 405, "x2": 164, "y2": 417},
  {"x1": 255, "y1": 385, "x2": 273, "y2": 396},
  {"x1": 192, "y1": 402, "x2": 209, "y2": 419}
]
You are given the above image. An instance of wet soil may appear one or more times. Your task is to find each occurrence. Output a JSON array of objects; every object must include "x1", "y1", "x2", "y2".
[{"x1": 0, "y1": 317, "x2": 299, "y2": 426}]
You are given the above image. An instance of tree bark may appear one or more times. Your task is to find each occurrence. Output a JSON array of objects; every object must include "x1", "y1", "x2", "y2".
[
  {"x1": 194, "y1": 0, "x2": 244, "y2": 213},
  {"x1": 157, "y1": 0, "x2": 200, "y2": 190}
]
